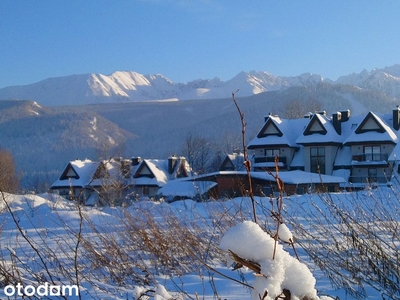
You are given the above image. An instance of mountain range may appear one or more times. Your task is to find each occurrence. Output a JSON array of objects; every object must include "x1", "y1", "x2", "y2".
[
  {"x1": 1, "y1": 64, "x2": 400, "y2": 191},
  {"x1": 1, "y1": 65, "x2": 400, "y2": 106}
]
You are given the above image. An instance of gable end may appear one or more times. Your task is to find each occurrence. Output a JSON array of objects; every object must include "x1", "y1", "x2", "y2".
[
  {"x1": 303, "y1": 115, "x2": 327, "y2": 136},
  {"x1": 355, "y1": 112, "x2": 385, "y2": 134},
  {"x1": 257, "y1": 118, "x2": 283, "y2": 138},
  {"x1": 60, "y1": 164, "x2": 79, "y2": 180},
  {"x1": 133, "y1": 162, "x2": 154, "y2": 178}
]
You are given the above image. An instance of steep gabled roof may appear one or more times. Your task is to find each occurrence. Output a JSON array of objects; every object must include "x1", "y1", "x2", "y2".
[
  {"x1": 60, "y1": 163, "x2": 80, "y2": 180},
  {"x1": 219, "y1": 153, "x2": 245, "y2": 171},
  {"x1": 248, "y1": 115, "x2": 306, "y2": 149},
  {"x1": 296, "y1": 113, "x2": 343, "y2": 145},
  {"x1": 257, "y1": 117, "x2": 283, "y2": 138},
  {"x1": 344, "y1": 112, "x2": 398, "y2": 145},
  {"x1": 90, "y1": 158, "x2": 134, "y2": 186},
  {"x1": 133, "y1": 157, "x2": 190, "y2": 187},
  {"x1": 51, "y1": 159, "x2": 100, "y2": 188},
  {"x1": 303, "y1": 114, "x2": 327, "y2": 135}
]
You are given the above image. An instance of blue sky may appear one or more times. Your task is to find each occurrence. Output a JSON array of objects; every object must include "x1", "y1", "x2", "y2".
[{"x1": 1, "y1": 1, "x2": 400, "y2": 88}]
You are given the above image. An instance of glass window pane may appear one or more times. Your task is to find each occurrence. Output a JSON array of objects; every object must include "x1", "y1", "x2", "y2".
[{"x1": 311, "y1": 148, "x2": 317, "y2": 155}]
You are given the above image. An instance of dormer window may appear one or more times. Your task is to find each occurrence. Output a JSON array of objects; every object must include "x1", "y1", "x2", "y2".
[
  {"x1": 257, "y1": 119, "x2": 283, "y2": 138},
  {"x1": 303, "y1": 115, "x2": 327, "y2": 136}
]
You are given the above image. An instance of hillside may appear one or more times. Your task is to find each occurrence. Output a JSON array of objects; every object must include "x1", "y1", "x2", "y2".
[{"x1": 0, "y1": 100, "x2": 134, "y2": 190}]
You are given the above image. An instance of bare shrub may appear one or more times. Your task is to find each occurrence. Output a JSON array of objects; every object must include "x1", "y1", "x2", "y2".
[
  {"x1": 284, "y1": 185, "x2": 400, "y2": 299},
  {"x1": 0, "y1": 149, "x2": 19, "y2": 193}
]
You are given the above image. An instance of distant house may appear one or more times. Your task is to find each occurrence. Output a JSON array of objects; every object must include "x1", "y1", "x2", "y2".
[
  {"x1": 248, "y1": 108, "x2": 400, "y2": 187},
  {"x1": 50, "y1": 158, "x2": 138, "y2": 205},
  {"x1": 50, "y1": 159, "x2": 100, "y2": 203},
  {"x1": 219, "y1": 152, "x2": 246, "y2": 171},
  {"x1": 132, "y1": 156, "x2": 191, "y2": 199},
  {"x1": 50, "y1": 156, "x2": 192, "y2": 204}
]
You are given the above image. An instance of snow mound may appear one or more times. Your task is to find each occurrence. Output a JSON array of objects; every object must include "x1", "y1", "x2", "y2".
[{"x1": 220, "y1": 221, "x2": 319, "y2": 300}]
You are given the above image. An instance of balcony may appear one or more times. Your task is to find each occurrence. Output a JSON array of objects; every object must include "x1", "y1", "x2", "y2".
[
  {"x1": 254, "y1": 156, "x2": 286, "y2": 165},
  {"x1": 351, "y1": 153, "x2": 388, "y2": 165}
]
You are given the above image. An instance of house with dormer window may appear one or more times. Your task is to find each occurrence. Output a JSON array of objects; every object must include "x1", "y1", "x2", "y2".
[
  {"x1": 50, "y1": 157, "x2": 141, "y2": 205},
  {"x1": 219, "y1": 152, "x2": 246, "y2": 171},
  {"x1": 343, "y1": 111, "x2": 398, "y2": 184},
  {"x1": 248, "y1": 107, "x2": 400, "y2": 188},
  {"x1": 295, "y1": 111, "x2": 345, "y2": 175},
  {"x1": 132, "y1": 156, "x2": 191, "y2": 199},
  {"x1": 248, "y1": 114, "x2": 307, "y2": 171}
]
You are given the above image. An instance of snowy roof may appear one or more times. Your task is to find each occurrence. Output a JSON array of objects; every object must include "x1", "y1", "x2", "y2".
[
  {"x1": 52, "y1": 156, "x2": 192, "y2": 190},
  {"x1": 51, "y1": 159, "x2": 100, "y2": 188},
  {"x1": 220, "y1": 152, "x2": 246, "y2": 171},
  {"x1": 248, "y1": 115, "x2": 307, "y2": 148},
  {"x1": 157, "y1": 181, "x2": 217, "y2": 198},
  {"x1": 250, "y1": 170, "x2": 346, "y2": 185},
  {"x1": 133, "y1": 157, "x2": 191, "y2": 187},
  {"x1": 194, "y1": 170, "x2": 346, "y2": 184},
  {"x1": 249, "y1": 111, "x2": 400, "y2": 150},
  {"x1": 344, "y1": 112, "x2": 398, "y2": 145},
  {"x1": 296, "y1": 113, "x2": 343, "y2": 145},
  {"x1": 248, "y1": 110, "x2": 400, "y2": 178}
]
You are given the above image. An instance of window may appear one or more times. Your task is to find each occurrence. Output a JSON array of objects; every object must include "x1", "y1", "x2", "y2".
[
  {"x1": 310, "y1": 147, "x2": 325, "y2": 174},
  {"x1": 265, "y1": 149, "x2": 280, "y2": 157},
  {"x1": 364, "y1": 146, "x2": 381, "y2": 161},
  {"x1": 368, "y1": 168, "x2": 377, "y2": 182},
  {"x1": 142, "y1": 186, "x2": 149, "y2": 195}
]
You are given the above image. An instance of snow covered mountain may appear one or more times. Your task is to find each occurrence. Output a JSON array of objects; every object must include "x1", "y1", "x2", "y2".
[
  {"x1": 3, "y1": 65, "x2": 400, "y2": 106},
  {"x1": 0, "y1": 70, "x2": 324, "y2": 106},
  {"x1": 2, "y1": 65, "x2": 400, "y2": 106},
  {"x1": 335, "y1": 64, "x2": 400, "y2": 98}
]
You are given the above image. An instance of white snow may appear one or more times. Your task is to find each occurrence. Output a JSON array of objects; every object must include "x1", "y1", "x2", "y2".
[
  {"x1": 220, "y1": 221, "x2": 318, "y2": 300},
  {"x1": 277, "y1": 223, "x2": 293, "y2": 243},
  {"x1": 0, "y1": 190, "x2": 389, "y2": 299}
]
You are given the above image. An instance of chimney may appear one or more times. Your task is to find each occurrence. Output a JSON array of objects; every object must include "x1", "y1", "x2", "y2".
[
  {"x1": 332, "y1": 112, "x2": 342, "y2": 135},
  {"x1": 131, "y1": 157, "x2": 142, "y2": 166},
  {"x1": 393, "y1": 106, "x2": 400, "y2": 130},
  {"x1": 168, "y1": 156, "x2": 178, "y2": 174},
  {"x1": 339, "y1": 109, "x2": 351, "y2": 122}
]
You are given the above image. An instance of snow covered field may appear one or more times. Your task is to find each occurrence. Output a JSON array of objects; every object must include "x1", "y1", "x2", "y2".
[{"x1": 0, "y1": 187, "x2": 398, "y2": 299}]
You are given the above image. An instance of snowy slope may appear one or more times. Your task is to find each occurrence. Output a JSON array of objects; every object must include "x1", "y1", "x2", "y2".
[{"x1": 0, "y1": 191, "x2": 386, "y2": 299}]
